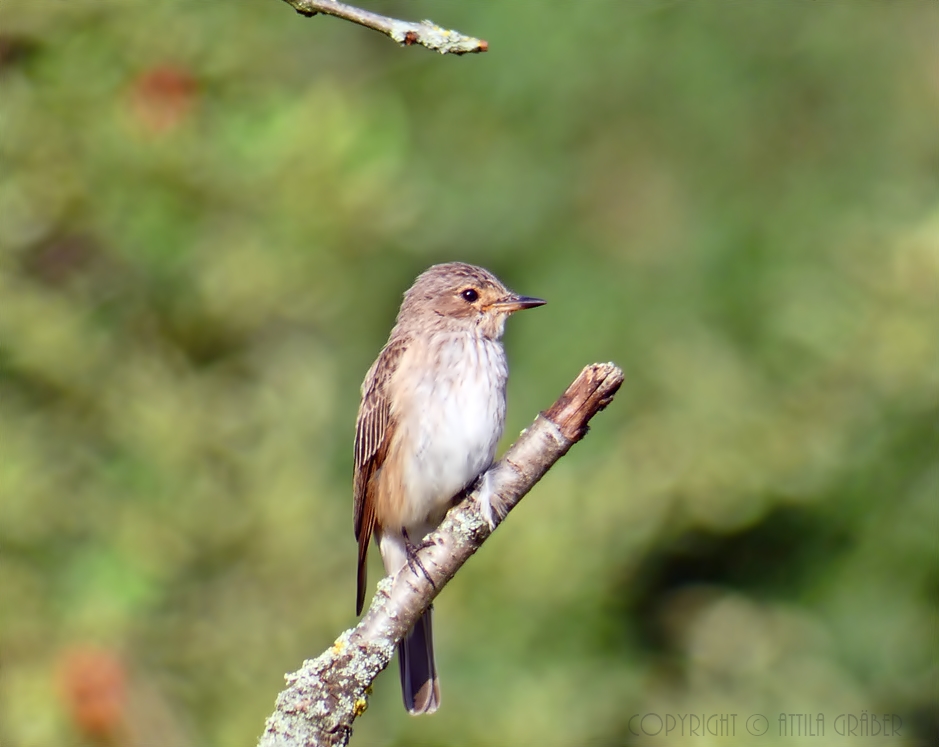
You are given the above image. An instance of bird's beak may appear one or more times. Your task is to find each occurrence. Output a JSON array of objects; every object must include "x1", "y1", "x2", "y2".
[{"x1": 488, "y1": 294, "x2": 547, "y2": 313}]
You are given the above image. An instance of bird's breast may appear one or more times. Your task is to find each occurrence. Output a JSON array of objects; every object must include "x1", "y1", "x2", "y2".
[{"x1": 384, "y1": 333, "x2": 508, "y2": 530}]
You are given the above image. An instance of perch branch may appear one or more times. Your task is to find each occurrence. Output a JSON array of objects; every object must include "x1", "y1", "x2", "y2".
[
  {"x1": 258, "y1": 362, "x2": 624, "y2": 747},
  {"x1": 281, "y1": 0, "x2": 488, "y2": 55}
]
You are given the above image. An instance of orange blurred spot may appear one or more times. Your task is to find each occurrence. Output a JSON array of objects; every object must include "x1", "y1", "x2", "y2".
[
  {"x1": 57, "y1": 647, "x2": 127, "y2": 743},
  {"x1": 129, "y1": 65, "x2": 197, "y2": 135}
]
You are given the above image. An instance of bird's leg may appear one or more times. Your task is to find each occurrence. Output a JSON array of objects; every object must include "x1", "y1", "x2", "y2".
[{"x1": 401, "y1": 528, "x2": 436, "y2": 589}]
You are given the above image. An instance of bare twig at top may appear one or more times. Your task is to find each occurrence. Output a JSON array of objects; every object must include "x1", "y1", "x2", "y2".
[{"x1": 281, "y1": 0, "x2": 488, "y2": 55}]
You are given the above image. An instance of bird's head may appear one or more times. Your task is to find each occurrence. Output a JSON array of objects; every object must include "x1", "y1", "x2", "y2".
[{"x1": 397, "y1": 262, "x2": 545, "y2": 340}]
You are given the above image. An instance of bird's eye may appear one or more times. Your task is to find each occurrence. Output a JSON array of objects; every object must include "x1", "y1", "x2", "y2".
[{"x1": 460, "y1": 288, "x2": 479, "y2": 303}]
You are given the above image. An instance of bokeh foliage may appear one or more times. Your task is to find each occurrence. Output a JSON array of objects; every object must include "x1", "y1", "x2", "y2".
[{"x1": 1, "y1": 1, "x2": 937, "y2": 745}]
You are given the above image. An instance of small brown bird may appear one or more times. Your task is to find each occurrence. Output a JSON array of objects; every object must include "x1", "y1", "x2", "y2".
[{"x1": 353, "y1": 262, "x2": 545, "y2": 715}]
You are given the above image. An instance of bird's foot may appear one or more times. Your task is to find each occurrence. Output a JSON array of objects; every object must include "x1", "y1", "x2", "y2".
[
  {"x1": 475, "y1": 470, "x2": 503, "y2": 531},
  {"x1": 402, "y1": 529, "x2": 436, "y2": 589}
]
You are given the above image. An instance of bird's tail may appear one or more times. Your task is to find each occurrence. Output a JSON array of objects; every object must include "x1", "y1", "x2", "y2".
[{"x1": 399, "y1": 606, "x2": 440, "y2": 715}]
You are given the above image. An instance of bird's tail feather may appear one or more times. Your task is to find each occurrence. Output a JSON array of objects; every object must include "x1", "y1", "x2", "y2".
[{"x1": 399, "y1": 607, "x2": 440, "y2": 715}]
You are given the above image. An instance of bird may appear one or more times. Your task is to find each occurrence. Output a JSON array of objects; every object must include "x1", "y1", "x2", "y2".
[{"x1": 353, "y1": 262, "x2": 545, "y2": 715}]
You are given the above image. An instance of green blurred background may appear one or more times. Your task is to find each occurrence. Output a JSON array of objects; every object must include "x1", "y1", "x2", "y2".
[{"x1": 1, "y1": 1, "x2": 937, "y2": 745}]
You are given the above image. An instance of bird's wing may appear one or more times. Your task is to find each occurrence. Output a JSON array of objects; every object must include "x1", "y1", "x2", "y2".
[{"x1": 353, "y1": 336, "x2": 407, "y2": 615}]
